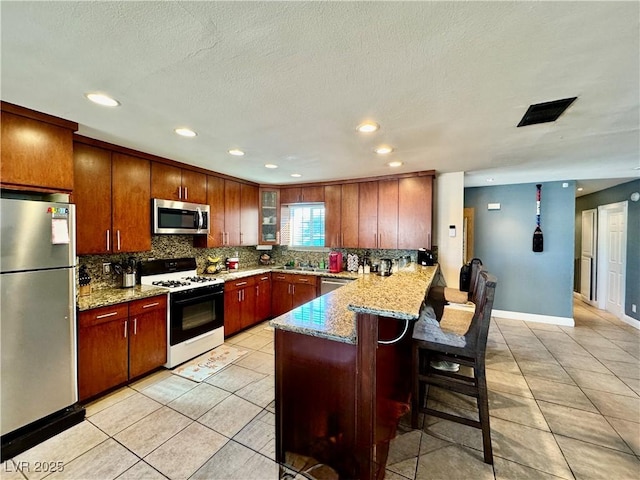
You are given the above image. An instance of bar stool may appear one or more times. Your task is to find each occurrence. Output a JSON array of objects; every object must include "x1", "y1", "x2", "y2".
[
  {"x1": 427, "y1": 258, "x2": 483, "y2": 320},
  {"x1": 411, "y1": 271, "x2": 497, "y2": 464}
]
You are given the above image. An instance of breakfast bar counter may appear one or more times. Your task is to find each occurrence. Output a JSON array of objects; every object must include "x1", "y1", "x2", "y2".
[{"x1": 270, "y1": 265, "x2": 438, "y2": 479}]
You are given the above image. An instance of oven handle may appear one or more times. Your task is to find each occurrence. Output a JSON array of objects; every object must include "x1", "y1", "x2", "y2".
[{"x1": 173, "y1": 291, "x2": 222, "y2": 305}]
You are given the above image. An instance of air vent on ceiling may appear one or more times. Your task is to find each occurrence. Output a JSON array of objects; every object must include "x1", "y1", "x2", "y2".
[{"x1": 517, "y1": 97, "x2": 577, "y2": 127}]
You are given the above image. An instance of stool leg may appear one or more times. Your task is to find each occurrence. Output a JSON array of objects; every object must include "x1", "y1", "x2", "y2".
[
  {"x1": 476, "y1": 367, "x2": 493, "y2": 464},
  {"x1": 411, "y1": 345, "x2": 420, "y2": 429}
]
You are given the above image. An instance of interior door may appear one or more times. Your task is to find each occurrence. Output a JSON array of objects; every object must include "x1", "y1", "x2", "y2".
[
  {"x1": 580, "y1": 209, "x2": 597, "y2": 302},
  {"x1": 597, "y1": 202, "x2": 627, "y2": 318}
]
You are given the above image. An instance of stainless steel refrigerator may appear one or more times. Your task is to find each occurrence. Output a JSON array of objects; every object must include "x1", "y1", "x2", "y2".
[{"x1": 1, "y1": 197, "x2": 83, "y2": 458}]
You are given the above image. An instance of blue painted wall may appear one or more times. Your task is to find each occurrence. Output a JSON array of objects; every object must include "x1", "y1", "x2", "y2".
[
  {"x1": 575, "y1": 179, "x2": 640, "y2": 321},
  {"x1": 465, "y1": 181, "x2": 575, "y2": 319}
]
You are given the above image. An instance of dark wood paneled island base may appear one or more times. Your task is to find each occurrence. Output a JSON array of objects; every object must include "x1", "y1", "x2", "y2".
[{"x1": 272, "y1": 266, "x2": 438, "y2": 479}]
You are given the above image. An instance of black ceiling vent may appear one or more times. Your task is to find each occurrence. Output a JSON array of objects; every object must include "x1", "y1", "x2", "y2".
[{"x1": 517, "y1": 97, "x2": 577, "y2": 127}]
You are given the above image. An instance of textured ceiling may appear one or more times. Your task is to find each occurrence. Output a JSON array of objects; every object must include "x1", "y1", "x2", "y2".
[{"x1": 1, "y1": 1, "x2": 638, "y2": 195}]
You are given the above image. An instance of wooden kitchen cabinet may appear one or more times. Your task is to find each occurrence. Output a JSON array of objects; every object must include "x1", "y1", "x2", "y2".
[
  {"x1": 259, "y1": 188, "x2": 280, "y2": 244},
  {"x1": 398, "y1": 175, "x2": 433, "y2": 249},
  {"x1": 194, "y1": 175, "x2": 226, "y2": 248},
  {"x1": 240, "y1": 183, "x2": 259, "y2": 246},
  {"x1": 78, "y1": 295, "x2": 167, "y2": 401},
  {"x1": 128, "y1": 296, "x2": 168, "y2": 379},
  {"x1": 74, "y1": 143, "x2": 151, "y2": 254},
  {"x1": 271, "y1": 273, "x2": 318, "y2": 317},
  {"x1": 324, "y1": 185, "x2": 342, "y2": 248},
  {"x1": 151, "y1": 162, "x2": 207, "y2": 204},
  {"x1": 341, "y1": 183, "x2": 359, "y2": 248},
  {"x1": 78, "y1": 303, "x2": 130, "y2": 401},
  {"x1": 280, "y1": 185, "x2": 325, "y2": 204},
  {"x1": 1, "y1": 103, "x2": 77, "y2": 192},
  {"x1": 255, "y1": 273, "x2": 272, "y2": 322},
  {"x1": 358, "y1": 180, "x2": 399, "y2": 249},
  {"x1": 224, "y1": 276, "x2": 257, "y2": 336}
]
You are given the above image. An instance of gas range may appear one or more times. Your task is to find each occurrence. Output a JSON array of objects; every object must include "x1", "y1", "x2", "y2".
[
  {"x1": 139, "y1": 258, "x2": 224, "y2": 292},
  {"x1": 138, "y1": 257, "x2": 225, "y2": 368}
]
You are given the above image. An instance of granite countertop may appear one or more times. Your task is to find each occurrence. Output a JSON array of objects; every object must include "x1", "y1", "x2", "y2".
[
  {"x1": 215, "y1": 266, "x2": 361, "y2": 281},
  {"x1": 270, "y1": 264, "x2": 438, "y2": 344},
  {"x1": 77, "y1": 285, "x2": 168, "y2": 311}
]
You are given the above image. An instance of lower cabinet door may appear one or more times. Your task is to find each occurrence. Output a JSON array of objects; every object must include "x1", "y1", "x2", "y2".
[
  {"x1": 128, "y1": 309, "x2": 167, "y2": 379},
  {"x1": 78, "y1": 319, "x2": 128, "y2": 401},
  {"x1": 255, "y1": 276, "x2": 272, "y2": 322},
  {"x1": 224, "y1": 288, "x2": 243, "y2": 336},
  {"x1": 292, "y1": 283, "x2": 318, "y2": 310},
  {"x1": 240, "y1": 287, "x2": 257, "y2": 329},
  {"x1": 271, "y1": 279, "x2": 292, "y2": 317}
]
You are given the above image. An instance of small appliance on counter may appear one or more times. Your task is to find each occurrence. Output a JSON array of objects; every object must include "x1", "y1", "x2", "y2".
[
  {"x1": 417, "y1": 248, "x2": 435, "y2": 266},
  {"x1": 328, "y1": 251, "x2": 343, "y2": 273},
  {"x1": 226, "y1": 257, "x2": 239, "y2": 270},
  {"x1": 379, "y1": 258, "x2": 393, "y2": 276}
]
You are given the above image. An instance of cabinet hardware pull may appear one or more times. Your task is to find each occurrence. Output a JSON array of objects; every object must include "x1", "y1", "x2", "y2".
[
  {"x1": 287, "y1": 284, "x2": 291, "y2": 295},
  {"x1": 260, "y1": 276, "x2": 268, "y2": 280},
  {"x1": 96, "y1": 311, "x2": 118, "y2": 319},
  {"x1": 117, "y1": 230, "x2": 121, "y2": 251},
  {"x1": 236, "y1": 281, "x2": 248, "y2": 286},
  {"x1": 134, "y1": 318, "x2": 137, "y2": 335},
  {"x1": 178, "y1": 186, "x2": 182, "y2": 199},
  {"x1": 106, "y1": 230, "x2": 110, "y2": 251},
  {"x1": 184, "y1": 187, "x2": 188, "y2": 200},
  {"x1": 292, "y1": 285, "x2": 296, "y2": 294},
  {"x1": 124, "y1": 320, "x2": 128, "y2": 338},
  {"x1": 238, "y1": 291, "x2": 242, "y2": 302},
  {"x1": 242, "y1": 289, "x2": 245, "y2": 301},
  {"x1": 142, "y1": 302, "x2": 159, "y2": 308},
  {"x1": 299, "y1": 279, "x2": 308, "y2": 282}
]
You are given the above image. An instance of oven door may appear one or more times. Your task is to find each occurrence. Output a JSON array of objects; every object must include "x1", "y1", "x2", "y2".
[{"x1": 169, "y1": 284, "x2": 224, "y2": 346}]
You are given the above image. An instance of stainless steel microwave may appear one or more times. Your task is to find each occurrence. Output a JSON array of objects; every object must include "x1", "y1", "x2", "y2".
[{"x1": 153, "y1": 199, "x2": 210, "y2": 235}]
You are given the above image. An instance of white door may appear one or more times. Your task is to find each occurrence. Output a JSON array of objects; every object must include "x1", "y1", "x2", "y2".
[
  {"x1": 580, "y1": 209, "x2": 597, "y2": 303},
  {"x1": 597, "y1": 202, "x2": 627, "y2": 318}
]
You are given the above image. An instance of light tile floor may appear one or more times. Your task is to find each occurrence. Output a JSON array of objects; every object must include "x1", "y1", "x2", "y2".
[{"x1": 2, "y1": 300, "x2": 639, "y2": 479}]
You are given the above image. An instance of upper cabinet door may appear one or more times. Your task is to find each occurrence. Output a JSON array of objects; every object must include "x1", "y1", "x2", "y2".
[
  {"x1": 195, "y1": 175, "x2": 226, "y2": 248},
  {"x1": 73, "y1": 143, "x2": 113, "y2": 255},
  {"x1": 280, "y1": 187, "x2": 301, "y2": 205},
  {"x1": 280, "y1": 185, "x2": 324, "y2": 204},
  {"x1": 324, "y1": 185, "x2": 342, "y2": 248},
  {"x1": 180, "y1": 169, "x2": 207, "y2": 204},
  {"x1": 377, "y1": 179, "x2": 399, "y2": 249},
  {"x1": 398, "y1": 175, "x2": 433, "y2": 249},
  {"x1": 240, "y1": 184, "x2": 259, "y2": 246},
  {"x1": 358, "y1": 181, "x2": 379, "y2": 249},
  {"x1": 1, "y1": 109, "x2": 76, "y2": 192},
  {"x1": 151, "y1": 162, "x2": 182, "y2": 201},
  {"x1": 112, "y1": 153, "x2": 151, "y2": 253},
  {"x1": 341, "y1": 183, "x2": 359, "y2": 248},
  {"x1": 224, "y1": 180, "x2": 241, "y2": 246}
]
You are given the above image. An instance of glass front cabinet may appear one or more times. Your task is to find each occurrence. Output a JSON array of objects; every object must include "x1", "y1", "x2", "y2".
[{"x1": 259, "y1": 188, "x2": 280, "y2": 244}]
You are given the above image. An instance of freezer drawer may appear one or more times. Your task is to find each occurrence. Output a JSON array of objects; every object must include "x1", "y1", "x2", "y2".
[{"x1": 1, "y1": 268, "x2": 77, "y2": 435}]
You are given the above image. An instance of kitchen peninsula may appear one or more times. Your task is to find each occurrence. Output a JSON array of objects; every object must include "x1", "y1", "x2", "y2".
[{"x1": 271, "y1": 265, "x2": 438, "y2": 480}]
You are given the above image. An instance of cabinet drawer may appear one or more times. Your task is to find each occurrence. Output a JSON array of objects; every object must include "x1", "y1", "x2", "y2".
[
  {"x1": 271, "y1": 273, "x2": 291, "y2": 283},
  {"x1": 256, "y1": 273, "x2": 271, "y2": 283},
  {"x1": 129, "y1": 295, "x2": 167, "y2": 316},
  {"x1": 79, "y1": 303, "x2": 129, "y2": 328},
  {"x1": 291, "y1": 274, "x2": 317, "y2": 286},
  {"x1": 226, "y1": 276, "x2": 257, "y2": 291}
]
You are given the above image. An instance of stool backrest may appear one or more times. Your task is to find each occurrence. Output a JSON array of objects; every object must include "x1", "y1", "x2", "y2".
[
  {"x1": 464, "y1": 270, "x2": 497, "y2": 354},
  {"x1": 468, "y1": 258, "x2": 484, "y2": 302}
]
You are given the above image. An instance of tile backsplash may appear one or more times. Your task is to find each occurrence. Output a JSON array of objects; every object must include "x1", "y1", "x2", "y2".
[{"x1": 78, "y1": 235, "x2": 433, "y2": 290}]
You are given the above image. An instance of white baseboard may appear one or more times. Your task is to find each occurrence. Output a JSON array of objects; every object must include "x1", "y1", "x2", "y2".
[
  {"x1": 622, "y1": 315, "x2": 640, "y2": 330},
  {"x1": 492, "y1": 309, "x2": 575, "y2": 327}
]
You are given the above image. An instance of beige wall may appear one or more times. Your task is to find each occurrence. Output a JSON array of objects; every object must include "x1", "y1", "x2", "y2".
[{"x1": 434, "y1": 172, "x2": 464, "y2": 288}]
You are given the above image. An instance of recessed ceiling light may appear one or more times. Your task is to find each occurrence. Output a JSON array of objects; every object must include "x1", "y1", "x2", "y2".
[
  {"x1": 375, "y1": 146, "x2": 393, "y2": 155},
  {"x1": 174, "y1": 128, "x2": 197, "y2": 137},
  {"x1": 388, "y1": 161, "x2": 403, "y2": 168},
  {"x1": 291, "y1": 173, "x2": 302, "y2": 178},
  {"x1": 356, "y1": 121, "x2": 379, "y2": 133},
  {"x1": 228, "y1": 149, "x2": 245, "y2": 156},
  {"x1": 486, "y1": 178, "x2": 495, "y2": 182},
  {"x1": 265, "y1": 164, "x2": 278, "y2": 169},
  {"x1": 85, "y1": 92, "x2": 120, "y2": 107},
  {"x1": 577, "y1": 187, "x2": 584, "y2": 192}
]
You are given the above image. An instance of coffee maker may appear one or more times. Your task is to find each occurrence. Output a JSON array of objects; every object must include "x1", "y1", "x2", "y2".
[
  {"x1": 417, "y1": 248, "x2": 435, "y2": 266},
  {"x1": 328, "y1": 251, "x2": 343, "y2": 273}
]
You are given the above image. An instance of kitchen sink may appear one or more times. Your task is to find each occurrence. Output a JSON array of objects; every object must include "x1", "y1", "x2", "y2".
[{"x1": 276, "y1": 265, "x2": 329, "y2": 273}]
